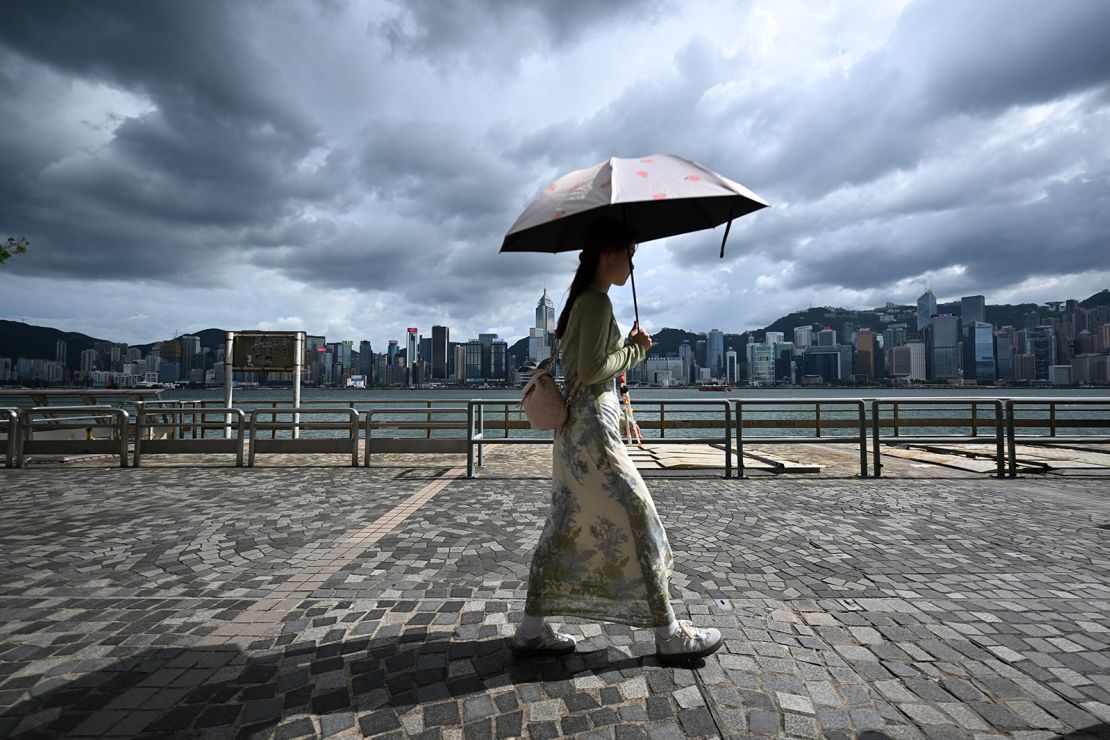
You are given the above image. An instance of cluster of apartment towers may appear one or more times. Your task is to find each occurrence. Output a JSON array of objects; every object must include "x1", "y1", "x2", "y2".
[{"x1": 635, "y1": 291, "x2": 1110, "y2": 388}]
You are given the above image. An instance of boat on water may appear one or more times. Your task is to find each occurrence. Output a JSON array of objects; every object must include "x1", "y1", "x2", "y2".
[{"x1": 698, "y1": 384, "x2": 732, "y2": 392}]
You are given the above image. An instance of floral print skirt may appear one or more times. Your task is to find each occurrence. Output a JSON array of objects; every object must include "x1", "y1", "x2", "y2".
[{"x1": 523, "y1": 380, "x2": 675, "y2": 627}]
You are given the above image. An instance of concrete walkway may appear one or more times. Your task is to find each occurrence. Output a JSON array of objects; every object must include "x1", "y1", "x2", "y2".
[{"x1": 1, "y1": 450, "x2": 1109, "y2": 738}]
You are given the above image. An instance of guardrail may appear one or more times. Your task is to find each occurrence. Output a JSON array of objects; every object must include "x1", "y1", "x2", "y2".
[
  {"x1": 248, "y1": 408, "x2": 360, "y2": 467},
  {"x1": 2, "y1": 408, "x2": 18, "y2": 468},
  {"x1": 733, "y1": 399, "x2": 868, "y2": 477},
  {"x1": 1004, "y1": 397, "x2": 1110, "y2": 478},
  {"x1": 465, "y1": 398, "x2": 732, "y2": 479},
  {"x1": 131, "y1": 400, "x2": 207, "y2": 440},
  {"x1": 871, "y1": 398, "x2": 1006, "y2": 478},
  {"x1": 134, "y1": 408, "x2": 246, "y2": 467},
  {"x1": 364, "y1": 407, "x2": 469, "y2": 467},
  {"x1": 18, "y1": 406, "x2": 130, "y2": 468}
]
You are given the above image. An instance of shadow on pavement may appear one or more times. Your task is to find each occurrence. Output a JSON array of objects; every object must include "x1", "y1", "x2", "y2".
[{"x1": 0, "y1": 630, "x2": 656, "y2": 737}]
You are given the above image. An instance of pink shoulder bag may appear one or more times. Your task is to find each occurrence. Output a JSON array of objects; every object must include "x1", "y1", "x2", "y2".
[{"x1": 520, "y1": 349, "x2": 582, "y2": 432}]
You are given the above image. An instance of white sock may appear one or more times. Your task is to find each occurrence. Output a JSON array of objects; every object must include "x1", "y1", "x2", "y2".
[
  {"x1": 519, "y1": 614, "x2": 544, "y2": 638},
  {"x1": 655, "y1": 620, "x2": 679, "y2": 639}
]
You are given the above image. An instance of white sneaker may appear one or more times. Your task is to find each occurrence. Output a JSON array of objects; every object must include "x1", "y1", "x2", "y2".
[
  {"x1": 510, "y1": 624, "x2": 577, "y2": 657},
  {"x1": 655, "y1": 620, "x2": 723, "y2": 664}
]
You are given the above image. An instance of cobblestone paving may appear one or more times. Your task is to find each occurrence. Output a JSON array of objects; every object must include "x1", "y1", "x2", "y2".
[{"x1": 2, "y1": 456, "x2": 1109, "y2": 738}]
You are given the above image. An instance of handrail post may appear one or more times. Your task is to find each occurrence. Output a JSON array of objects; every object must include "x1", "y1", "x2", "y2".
[
  {"x1": 364, "y1": 411, "x2": 372, "y2": 468},
  {"x1": 724, "y1": 401, "x2": 732, "y2": 479},
  {"x1": 893, "y1": 403, "x2": 900, "y2": 438},
  {"x1": 858, "y1": 400, "x2": 868, "y2": 477},
  {"x1": 659, "y1": 402, "x2": 665, "y2": 439},
  {"x1": 117, "y1": 409, "x2": 129, "y2": 467},
  {"x1": 426, "y1": 400, "x2": 432, "y2": 440},
  {"x1": 466, "y1": 401, "x2": 476, "y2": 478},
  {"x1": 134, "y1": 412, "x2": 145, "y2": 467},
  {"x1": 233, "y1": 410, "x2": 245, "y2": 467},
  {"x1": 1006, "y1": 400, "x2": 1017, "y2": 478},
  {"x1": 971, "y1": 403, "x2": 978, "y2": 438},
  {"x1": 737, "y1": 400, "x2": 745, "y2": 478},
  {"x1": 815, "y1": 402, "x2": 821, "y2": 438},
  {"x1": 504, "y1": 403, "x2": 509, "y2": 439},
  {"x1": 349, "y1": 409, "x2": 359, "y2": 467},
  {"x1": 993, "y1": 400, "x2": 1004, "y2": 478},
  {"x1": 477, "y1": 404, "x2": 485, "y2": 468},
  {"x1": 871, "y1": 400, "x2": 882, "y2": 478},
  {"x1": 1049, "y1": 402, "x2": 1057, "y2": 437},
  {"x1": 248, "y1": 409, "x2": 258, "y2": 467}
]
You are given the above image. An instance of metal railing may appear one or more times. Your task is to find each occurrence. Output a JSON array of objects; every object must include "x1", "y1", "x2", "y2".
[
  {"x1": 248, "y1": 408, "x2": 360, "y2": 467},
  {"x1": 364, "y1": 406, "x2": 469, "y2": 467},
  {"x1": 1004, "y1": 397, "x2": 1110, "y2": 477},
  {"x1": 131, "y1": 400, "x2": 207, "y2": 440},
  {"x1": 870, "y1": 398, "x2": 1006, "y2": 478},
  {"x1": 134, "y1": 408, "x2": 246, "y2": 467},
  {"x1": 18, "y1": 406, "x2": 130, "y2": 468},
  {"x1": 465, "y1": 398, "x2": 732, "y2": 479},
  {"x1": 2, "y1": 408, "x2": 18, "y2": 469},
  {"x1": 733, "y1": 399, "x2": 869, "y2": 477},
  {"x1": 196, "y1": 397, "x2": 468, "y2": 439}
]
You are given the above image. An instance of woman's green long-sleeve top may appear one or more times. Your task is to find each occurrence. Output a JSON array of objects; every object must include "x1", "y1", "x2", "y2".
[{"x1": 561, "y1": 286, "x2": 646, "y2": 387}]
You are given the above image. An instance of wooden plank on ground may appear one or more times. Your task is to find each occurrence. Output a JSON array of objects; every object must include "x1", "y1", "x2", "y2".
[
  {"x1": 726, "y1": 446, "x2": 823, "y2": 473},
  {"x1": 880, "y1": 446, "x2": 1000, "y2": 473}
]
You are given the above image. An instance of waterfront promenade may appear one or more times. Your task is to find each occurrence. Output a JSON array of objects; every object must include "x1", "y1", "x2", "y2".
[{"x1": 2, "y1": 447, "x2": 1109, "y2": 738}]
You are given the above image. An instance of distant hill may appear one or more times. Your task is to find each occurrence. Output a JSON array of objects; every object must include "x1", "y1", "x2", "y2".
[
  {"x1": 1081, "y1": 289, "x2": 1110, "y2": 309},
  {"x1": 3, "y1": 288, "x2": 1107, "y2": 365},
  {"x1": 0, "y1": 319, "x2": 105, "y2": 371}
]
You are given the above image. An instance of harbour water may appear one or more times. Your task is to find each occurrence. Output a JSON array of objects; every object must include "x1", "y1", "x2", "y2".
[{"x1": 154, "y1": 386, "x2": 1110, "y2": 440}]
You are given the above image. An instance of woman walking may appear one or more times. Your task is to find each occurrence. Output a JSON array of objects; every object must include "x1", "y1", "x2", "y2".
[{"x1": 512, "y1": 218, "x2": 723, "y2": 664}]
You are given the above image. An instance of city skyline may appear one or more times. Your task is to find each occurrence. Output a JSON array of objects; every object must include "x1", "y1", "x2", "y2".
[
  {"x1": 5, "y1": 284, "x2": 1109, "y2": 388},
  {"x1": 2, "y1": 2, "x2": 1109, "y2": 348}
]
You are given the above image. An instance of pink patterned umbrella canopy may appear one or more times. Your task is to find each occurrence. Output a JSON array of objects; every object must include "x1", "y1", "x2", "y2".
[{"x1": 501, "y1": 154, "x2": 768, "y2": 254}]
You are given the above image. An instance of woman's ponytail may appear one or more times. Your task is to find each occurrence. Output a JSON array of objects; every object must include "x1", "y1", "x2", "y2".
[{"x1": 554, "y1": 218, "x2": 638, "y2": 339}]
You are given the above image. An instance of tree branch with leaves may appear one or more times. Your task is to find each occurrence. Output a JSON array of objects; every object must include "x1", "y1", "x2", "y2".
[{"x1": 1, "y1": 236, "x2": 29, "y2": 265}]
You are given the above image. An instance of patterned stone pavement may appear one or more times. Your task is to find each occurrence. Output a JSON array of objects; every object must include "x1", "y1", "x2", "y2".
[{"x1": 2, "y1": 450, "x2": 1109, "y2": 738}]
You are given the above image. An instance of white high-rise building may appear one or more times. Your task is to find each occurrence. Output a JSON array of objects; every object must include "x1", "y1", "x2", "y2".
[
  {"x1": 535, "y1": 289, "x2": 555, "y2": 334},
  {"x1": 793, "y1": 326, "x2": 812, "y2": 348}
]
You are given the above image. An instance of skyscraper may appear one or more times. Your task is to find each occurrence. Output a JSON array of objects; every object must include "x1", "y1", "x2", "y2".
[
  {"x1": 465, "y1": 339, "x2": 483, "y2": 382},
  {"x1": 925, "y1": 314, "x2": 959, "y2": 380},
  {"x1": 708, "y1": 329, "x2": 724, "y2": 380},
  {"x1": 535, "y1": 290, "x2": 555, "y2": 334},
  {"x1": 431, "y1": 325, "x2": 449, "y2": 380},
  {"x1": 359, "y1": 340, "x2": 374, "y2": 380},
  {"x1": 793, "y1": 326, "x2": 812, "y2": 348},
  {"x1": 960, "y1": 295, "x2": 986, "y2": 326},
  {"x1": 966, "y1": 321, "x2": 996, "y2": 383},
  {"x1": 854, "y1": 330, "x2": 878, "y2": 380},
  {"x1": 917, "y1": 290, "x2": 937, "y2": 333},
  {"x1": 406, "y1": 328, "x2": 418, "y2": 369},
  {"x1": 479, "y1": 333, "x2": 496, "y2": 379}
]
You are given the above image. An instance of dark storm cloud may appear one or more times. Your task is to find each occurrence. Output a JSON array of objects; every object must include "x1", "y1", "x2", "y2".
[
  {"x1": 0, "y1": 1, "x2": 329, "y2": 281},
  {"x1": 376, "y1": 0, "x2": 675, "y2": 65},
  {"x1": 783, "y1": 169, "x2": 1110, "y2": 293}
]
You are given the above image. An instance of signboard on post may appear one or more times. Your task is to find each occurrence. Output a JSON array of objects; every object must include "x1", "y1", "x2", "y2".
[
  {"x1": 231, "y1": 332, "x2": 303, "y2": 371},
  {"x1": 224, "y1": 331, "x2": 307, "y2": 440}
]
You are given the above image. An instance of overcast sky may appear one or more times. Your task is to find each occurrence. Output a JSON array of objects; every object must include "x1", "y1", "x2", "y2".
[{"x1": 2, "y1": 0, "x2": 1108, "y2": 348}]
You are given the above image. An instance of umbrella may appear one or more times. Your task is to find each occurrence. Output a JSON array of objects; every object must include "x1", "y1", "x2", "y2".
[{"x1": 501, "y1": 154, "x2": 768, "y2": 322}]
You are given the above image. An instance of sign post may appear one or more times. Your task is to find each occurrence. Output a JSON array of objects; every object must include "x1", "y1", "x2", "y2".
[{"x1": 226, "y1": 331, "x2": 306, "y2": 439}]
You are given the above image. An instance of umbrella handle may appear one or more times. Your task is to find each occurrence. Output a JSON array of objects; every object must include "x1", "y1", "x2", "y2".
[
  {"x1": 719, "y1": 214, "x2": 734, "y2": 259},
  {"x1": 628, "y1": 247, "x2": 639, "y2": 326}
]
